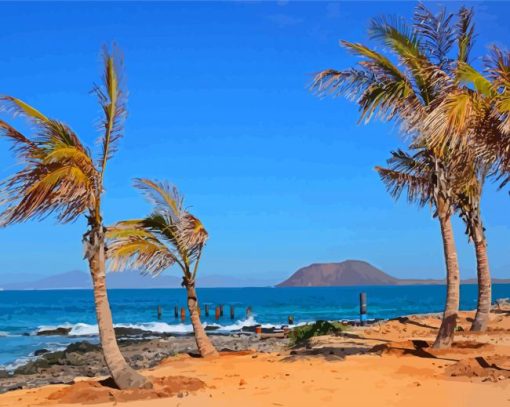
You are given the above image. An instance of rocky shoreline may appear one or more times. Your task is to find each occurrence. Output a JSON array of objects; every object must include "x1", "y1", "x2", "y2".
[{"x1": 0, "y1": 332, "x2": 288, "y2": 394}]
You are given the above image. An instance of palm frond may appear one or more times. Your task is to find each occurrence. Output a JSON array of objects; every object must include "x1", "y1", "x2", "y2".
[
  {"x1": 456, "y1": 6, "x2": 475, "y2": 64},
  {"x1": 375, "y1": 166, "x2": 431, "y2": 206},
  {"x1": 0, "y1": 117, "x2": 96, "y2": 225},
  {"x1": 413, "y1": 3, "x2": 455, "y2": 66},
  {"x1": 107, "y1": 231, "x2": 176, "y2": 276},
  {"x1": 456, "y1": 62, "x2": 493, "y2": 97},
  {"x1": 0, "y1": 96, "x2": 49, "y2": 123},
  {"x1": 134, "y1": 178, "x2": 183, "y2": 221},
  {"x1": 93, "y1": 45, "x2": 126, "y2": 176}
]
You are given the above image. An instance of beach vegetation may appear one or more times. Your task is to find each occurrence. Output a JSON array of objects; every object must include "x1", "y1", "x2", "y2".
[{"x1": 289, "y1": 320, "x2": 347, "y2": 346}]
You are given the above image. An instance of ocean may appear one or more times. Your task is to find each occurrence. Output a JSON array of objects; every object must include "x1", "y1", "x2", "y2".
[{"x1": 1, "y1": 284, "x2": 509, "y2": 369}]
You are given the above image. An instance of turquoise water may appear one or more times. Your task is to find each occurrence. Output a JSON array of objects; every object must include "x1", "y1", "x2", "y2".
[{"x1": 1, "y1": 285, "x2": 509, "y2": 368}]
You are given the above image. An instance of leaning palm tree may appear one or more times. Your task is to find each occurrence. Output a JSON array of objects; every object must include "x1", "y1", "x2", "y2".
[
  {"x1": 376, "y1": 146, "x2": 463, "y2": 348},
  {"x1": 106, "y1": 178, "x2": 219, "y2": 358},
  {"x1": 0, "y1": 47, "x2": 151, "y2": 389},
  {"x1": 311, "y1": 4, "x2": 476, "y2": 347}
]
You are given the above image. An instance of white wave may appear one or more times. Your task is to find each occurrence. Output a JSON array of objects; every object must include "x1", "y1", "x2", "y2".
[{"x1": 35, "y1": 316, "x2": 292, "y2": 337}]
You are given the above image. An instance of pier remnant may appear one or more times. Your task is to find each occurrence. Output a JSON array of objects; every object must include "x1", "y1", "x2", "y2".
[
  {"x1": 288, "y1": 315, "x2": 294, "y2": 325},
  {"x1": 157, "y1": 305, "x2": 162, "y2": 320},
  {"x1": 360, "y1": 292, "x2": 367, "y2": 326},
  {"x1": 230, "y1": 305, "x2": 235, "y2": 320},
  {"x1": 174, "y1": 305, "x2": 178, "y2": 319},
  {"x1": 205, "y1": 304, "x2": 210, "y2": 317}
]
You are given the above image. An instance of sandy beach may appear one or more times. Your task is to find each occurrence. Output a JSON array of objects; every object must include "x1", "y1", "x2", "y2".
[{"x1": 0, "y1": 308, "x2": 508, "y2": 407}]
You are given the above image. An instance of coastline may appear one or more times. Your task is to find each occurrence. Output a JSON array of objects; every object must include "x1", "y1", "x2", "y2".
[{"x1": 0, "y1": 308, "x2": 508, "y2": 405}]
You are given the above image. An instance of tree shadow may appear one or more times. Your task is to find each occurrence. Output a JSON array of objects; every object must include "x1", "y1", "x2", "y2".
[
  {"x1": 281, "y1": 346, "x2": 372, "y2": 362},
  {"x1": 390, "y1": 316, "x2": 438, "y2": 330},
  {"x1": 98, "y1": 377, "x2": 119, "y2": 389},
  {"x1": 371, "y1": 339, "x2": 459, "y2": 362}
]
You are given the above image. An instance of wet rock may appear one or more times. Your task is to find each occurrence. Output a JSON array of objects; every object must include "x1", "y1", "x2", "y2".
[
  {"x1": 36, "y1": 327, "x2": 71, "y2": 336},
  {"x1": 34, "y1": 349, "x2": 49, "y2": 356}
]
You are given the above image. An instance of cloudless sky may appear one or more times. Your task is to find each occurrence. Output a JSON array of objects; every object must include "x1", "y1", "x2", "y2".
[{"x1": 0, "y1": 1, "x2": 509, "y2": 285}]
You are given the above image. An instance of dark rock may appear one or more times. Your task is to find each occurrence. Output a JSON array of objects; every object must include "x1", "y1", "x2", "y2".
[
  {"x1": 65, "y1": 341, "x2": 99, "y2": 354},
  {"x1": 36, "y1": 327, "x2": 71, "y2": 336},
  {"x1": 43, "y1": 351, "x2": 65, "y2": 365},
  {"x1": 114, "y1": 327, "x2": 152, "y2": 337},
  {"x1": 14, "y1": 359, "x2": 50, "y2": 375},
  {"x1": 34, "y1": 349, "x2": 49, "y2": 357}
]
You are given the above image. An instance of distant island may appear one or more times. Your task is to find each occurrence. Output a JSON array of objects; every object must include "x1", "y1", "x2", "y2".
[{"x1": 277, "y1": 260, "x2": 510, "y2": 287}]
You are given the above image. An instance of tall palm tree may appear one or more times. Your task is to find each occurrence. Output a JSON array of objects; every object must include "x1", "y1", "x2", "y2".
[
  {"x1": 454, "y1": 163, "x2": 492, "y2": 331},
  {"x1": 421, "y1": 52, "x2": 509, "y2": 332},
  {"x1": 0, "y1": 47, "x2": 151, "y2": 389},
  {"x1": 375, "y1": 146, "x2": 462, "y2": 348},
  {"x1": 311, "y1": 4, "x2": 491, "y2": 345},
  {"x1": 106, "y1": 178, "x2": 219, "y2": 358}
]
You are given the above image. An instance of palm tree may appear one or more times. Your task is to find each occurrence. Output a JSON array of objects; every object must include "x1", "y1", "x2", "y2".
[
  {"x1": 375, "y1": 146, "x2": 462, "y2": 348},
  {"x1": 311, "y1": 4, "x2": 491, "y2": 344},
  {"x1": 0, "y1": 47, "x2": 151, "y2": 389},
  {"x1": 420, "y1": 51, "x2": 510, "y2": 332},
  {"x1": 454, "y1": 163, "x2": 492, "y2": 331},
  {"x1": 106, "y1": 178, "x2": 219, "y2": 358}
]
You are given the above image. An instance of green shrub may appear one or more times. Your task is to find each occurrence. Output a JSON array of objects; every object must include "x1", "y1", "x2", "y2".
[{"x1": 289, "y1": 320, "x2": 347, "y2": 346}]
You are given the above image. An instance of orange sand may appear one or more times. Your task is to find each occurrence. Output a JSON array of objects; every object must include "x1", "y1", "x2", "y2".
[{"x1": 1, "y1": 310, "x2": 509, "y2": 407}]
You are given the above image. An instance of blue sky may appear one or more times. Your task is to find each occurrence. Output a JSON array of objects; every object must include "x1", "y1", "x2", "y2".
[{"x1": 0, "y1": 1, "x2": 509, "y2": 285}]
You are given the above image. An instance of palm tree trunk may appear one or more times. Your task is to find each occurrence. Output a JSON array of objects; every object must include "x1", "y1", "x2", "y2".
[
  {"x1": 470, "y1": 224, "x2": 492, "y2": 332},
  {"x1": 432, "y1": 211, "x2": 460, "y2": 349},
  {"x1": 185, "y1": 284, "x2": 218, "y2": 357},
  {"x1": 85, "y1": 224, "x2": 152, "y2": 389}
]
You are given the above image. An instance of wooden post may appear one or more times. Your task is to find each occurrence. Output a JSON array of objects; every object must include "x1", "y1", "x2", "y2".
[
  {"x1": 246, "y1": 306, "x2": 252, "y2": 318},
  {"x1": 215, "y1": 305, "x2": 221, "y2": 321},
  {"x1": 288, "y1": 315, "x2": 294, "y2": 325},
  {"x1": 220, "y1": 305, "x2": 224, "y2": 317},
  {"x1": 157, "y1": 305, "x2": 162, "y2": 320},
  {"x1": 205, "y1": 304, "x2": 210, "y2": 317},
  {"x1": 230, "y1": 305, "x2": 235, "y2": 320},
  {"x1": 360, "y1": 292, "x2": 367, "y2": 326},
  {"x1": 180, "y1": 307, "x2": 186, "y2": 322},
  {"x1": 174, "y1": 305, "x2": 178, "y2": 319}
]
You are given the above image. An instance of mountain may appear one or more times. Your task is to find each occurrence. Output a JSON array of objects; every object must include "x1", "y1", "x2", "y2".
[
  {"x1": 277, "y1": 260, "x2": 397, "y2": 287},
  {"x1": 2, "y1": 270, "x2": 181, "y2": 290},
  {"x1": 1, "y1": 270, "x2": 274, "y2": 290},
  {"x1": 277, "y1": 260, "x2": 510, "y2": 287}
]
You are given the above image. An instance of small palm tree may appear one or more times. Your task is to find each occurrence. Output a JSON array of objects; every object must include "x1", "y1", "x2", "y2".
[
  {"x1": 106, "y1": 178, "x2": 219, "y2": 358},
  {"x1": 375, "y1": 146, "x2": 462, "y2": 348},
  {"x1": 0, "y1": 47, "x2": 151, "y2": 389}
]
